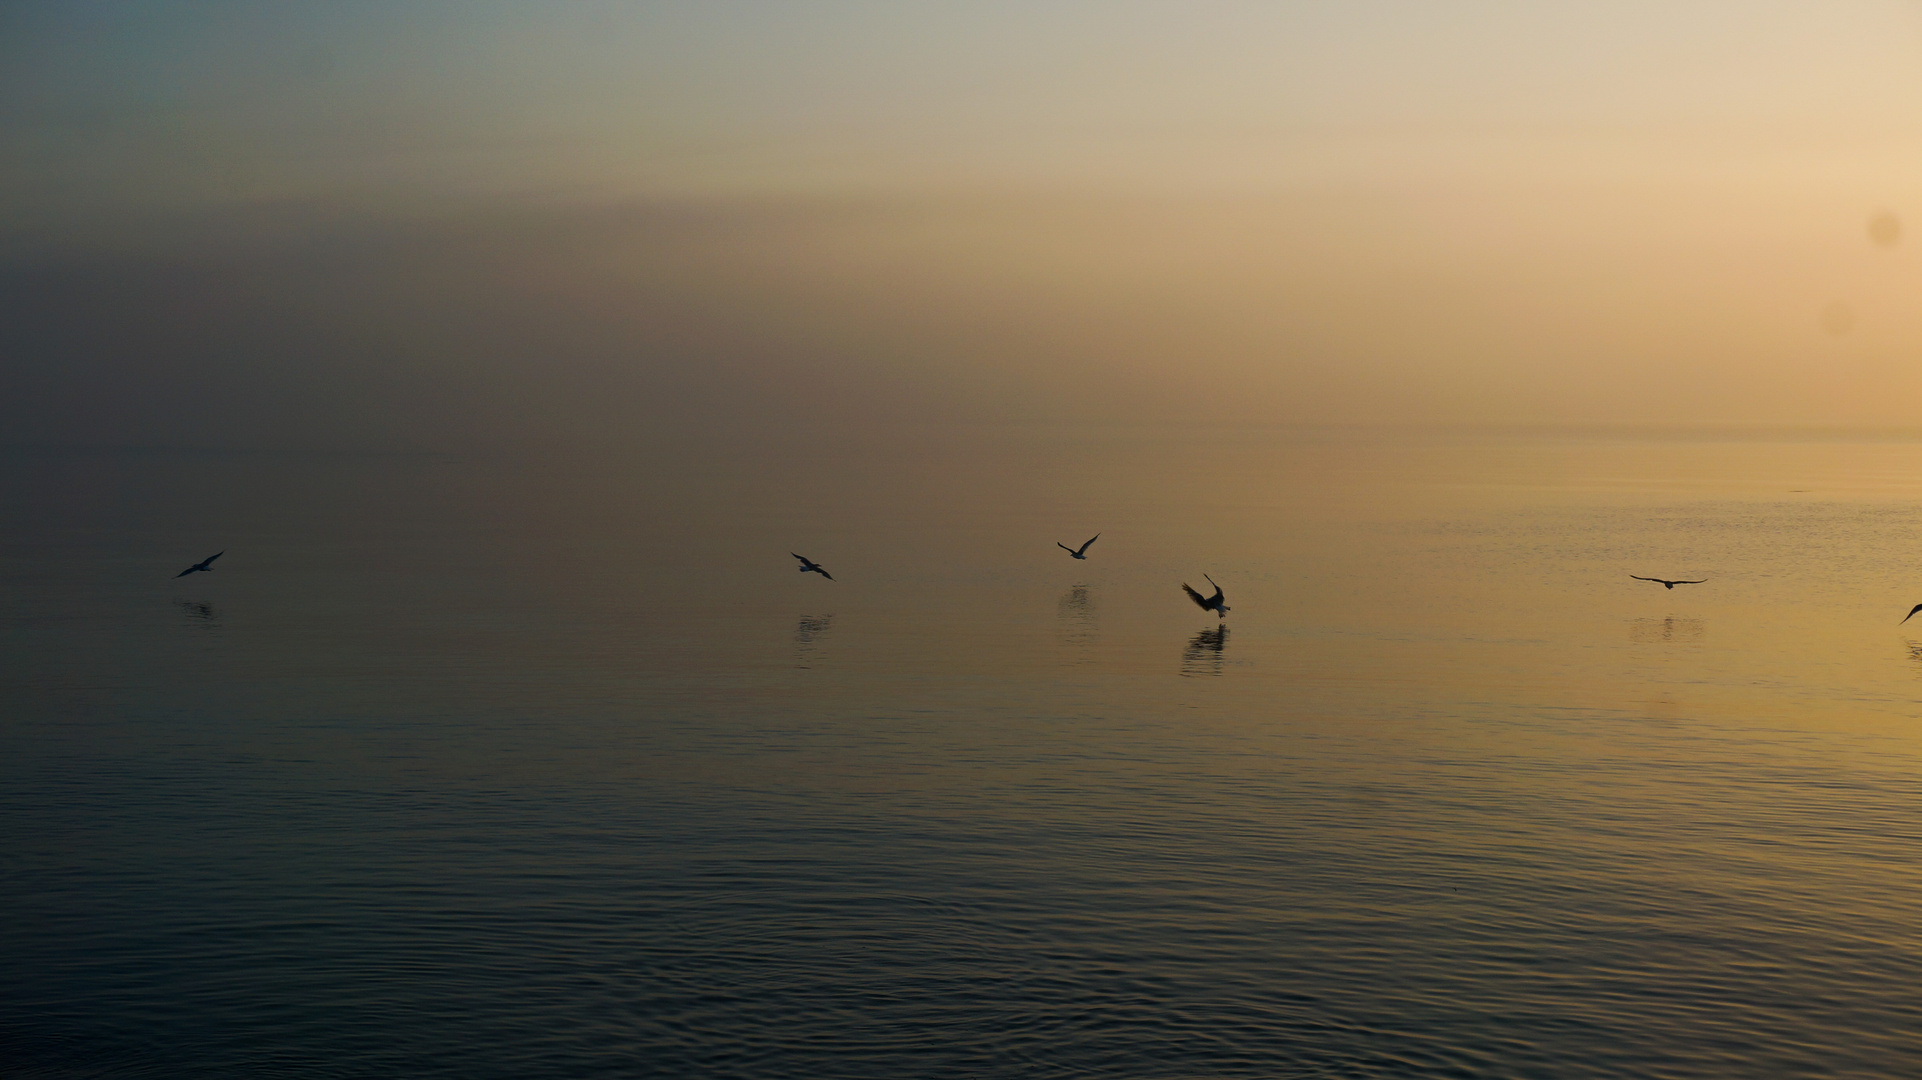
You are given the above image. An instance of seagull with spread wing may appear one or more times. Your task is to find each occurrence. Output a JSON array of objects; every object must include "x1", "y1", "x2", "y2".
[
  {"x1": 1182, "y1": 574, "x2": 1229, "y2": 619},
  {"x1": 1632, "y1": 575, "x2": 1706, "y2": 590},
  {"x1": 176, "y1": 551, "x2": 223, "y2": 578},
  {"x1": 1057, "y1": 533, "x2": 1099, "y2": 560},
  {"x1": 792, "y1": 554, "x2": 833, "y2": 581}
]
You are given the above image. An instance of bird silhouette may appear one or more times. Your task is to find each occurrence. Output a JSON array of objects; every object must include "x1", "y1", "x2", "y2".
[
  {"x1": 176, "y1": 551, "x2": 223, "y2": 578},
  {"x1": 792, "y1": 554, "x2": 833, "y2": 580},
  {"x1": 1181, "y1": 574, "x2": 1230, "y2": 618},
  {"x1": 1632, "y1": 575, "x2": 1706, "y2": 590},
  {"x1": 1901, "y1": 604, "x2": 1922, "y2": 625},
  {"x1": 1057, "y1": 533, "x2": 1099, "y2": 560}
]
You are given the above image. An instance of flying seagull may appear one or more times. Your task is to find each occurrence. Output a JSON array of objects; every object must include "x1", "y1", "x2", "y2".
[
  {"x1": 1902, "y1": 604, "x2": 1922, "y2": 625},
  {"x1": 1057, "y1": 533, "x2": 1099, "y2": 560},
  {"x1": 792, "y1": 553, "x2": 833, "y2": 581},
  {"x1": 1182, "y1": 574, "x2": 1230, "y2": 619},
  {"x1": 1631, "y1": 575, "x2": 1707, "y2": 590},
  {"x1": 176, "y1": 551, "x2": 223, "y2": 578}
]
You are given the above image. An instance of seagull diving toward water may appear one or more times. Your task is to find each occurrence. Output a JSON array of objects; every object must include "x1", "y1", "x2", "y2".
[
  {"x1": 1182, "y1": 574, "x2": 1230, "y2": 619},
  {"x1": 1632, "y1": 575, "x2": 1707, "y2": 590},
  {"x1": 176, "y1": 551, "x2": 223, "y2": 578},
  {"x1": 792, "y1": 554, "x2": 833, "y2": 581},
  {"x1": 1902, "y1": 604, "x2": 1922, "y2": 625},
  {"x1": 1057, "y1": 533, "x2": 1099, "y2": 560}
]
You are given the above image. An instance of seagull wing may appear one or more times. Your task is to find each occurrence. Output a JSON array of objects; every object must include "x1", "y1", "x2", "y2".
[
  {"x1": 1204, "y1": 574, "x2": 1224, "y2": 605},
  {"x1": 817, "y1": 568, "x2": 833, "y2": 581},
  {"x1": 1903, "y1": 604, "x2": 1922, "y2": 624},
  {"x1": 1076, "y1": 534, "x2": 1099, "y2": 556},
  {"x1": 1182, "y1": 582, "x2": 1208, "y2": 609},
  {"x1": 176, "y1": 551, "x2": 223, "y2": 576},
  {"x1": 1672, "y1": 579, "x2": 1707, "y2": 585},
  {"x1": 1630, "y1": 575, "x2": 1660, "y2": 583},
  {"x1": 1057, "y1": 543, "x2": 1077, "y2": 555}
]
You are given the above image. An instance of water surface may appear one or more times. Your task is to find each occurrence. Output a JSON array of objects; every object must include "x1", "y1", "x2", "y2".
[{"x1": 6, "y1": 427, "x2": 1922, "y2": 1077}]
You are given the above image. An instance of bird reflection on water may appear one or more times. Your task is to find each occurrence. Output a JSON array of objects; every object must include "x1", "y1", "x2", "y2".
[
  {"x1": 1056, "y1": 585, "x2": 1099, "y2": 659},
  {"x1": 176, "y1": 599, "x2": 221, "y2": 628},
  {"x1": 1179, "y1": 625, "x2": 1229, "y2": 677},
  {"x1": 1905, "y1": 640, "x2": 1922, "y2": 677},
  {"x1": 1628, "y1": 617, "x2": 1706, "y2": 644},
  {"x1": 793, "y1": 613, "x2": 834, "y2": 668}
]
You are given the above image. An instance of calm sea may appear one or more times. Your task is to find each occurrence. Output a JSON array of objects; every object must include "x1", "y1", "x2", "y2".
[{"x1": 5, "y1": 426, "x2": 1922, "y2": 1078}]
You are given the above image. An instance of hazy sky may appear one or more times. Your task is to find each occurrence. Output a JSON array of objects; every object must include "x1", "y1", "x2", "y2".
[{"x1": 7, "y1": 1, "x2": 1922, "y2": 447}]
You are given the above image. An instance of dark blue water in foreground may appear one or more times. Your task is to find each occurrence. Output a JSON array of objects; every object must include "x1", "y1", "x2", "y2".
[{"x1": 6, "y1": 430, "x2": 1922, "y2": 1077}]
